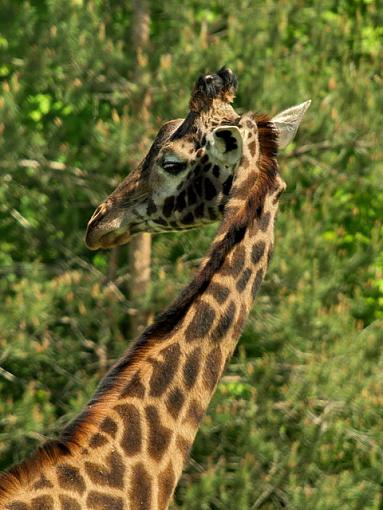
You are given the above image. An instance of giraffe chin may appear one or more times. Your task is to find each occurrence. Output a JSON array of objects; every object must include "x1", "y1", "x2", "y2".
[{"x1": 93, "y1": 230, "x2": 132, "y2": 250}]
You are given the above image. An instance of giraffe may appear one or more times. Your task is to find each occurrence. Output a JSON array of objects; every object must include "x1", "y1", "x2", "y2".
[{"x1": 0, "y1": 67, "x2": 310, "y2": 510}]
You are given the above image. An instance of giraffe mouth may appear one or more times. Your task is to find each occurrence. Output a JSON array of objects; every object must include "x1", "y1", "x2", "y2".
[
  {"x1": 98, "y1": 231, "x2": 133, "y2": 249},
  {"x1": 85, "y1": 228, "x2": 133, "y2": 250}
]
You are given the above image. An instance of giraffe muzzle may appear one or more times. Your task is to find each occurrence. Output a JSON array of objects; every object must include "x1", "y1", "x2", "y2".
[{"x1": 85, "y1": 202, "x2": 132, "y2": 250}]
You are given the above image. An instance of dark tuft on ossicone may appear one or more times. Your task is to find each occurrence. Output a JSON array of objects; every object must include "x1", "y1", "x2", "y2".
[{"x1": 189, "y1": 66, "x2": 238, "y2": 112}]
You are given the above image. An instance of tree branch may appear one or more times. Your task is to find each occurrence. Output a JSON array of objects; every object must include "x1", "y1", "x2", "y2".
[{"x1": 0, "y1": 158, "x2": 86, "y2": 177}]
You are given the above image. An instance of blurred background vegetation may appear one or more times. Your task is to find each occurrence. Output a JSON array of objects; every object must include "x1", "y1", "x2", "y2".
[{"x1": 0, "y1": 1, "x2": 382, "y2": 508}]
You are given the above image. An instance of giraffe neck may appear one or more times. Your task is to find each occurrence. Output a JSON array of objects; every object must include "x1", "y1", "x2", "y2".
[{"x1": 0, "y1": 116, "x2": 285, "y2": 510}]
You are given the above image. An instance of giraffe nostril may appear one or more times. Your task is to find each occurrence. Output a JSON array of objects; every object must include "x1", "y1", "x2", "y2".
[
  {"x1": 85, "y1": 203, "x2": 110, "y2": 249},
  {"x1": 89, "y1": 203, "x2": 107, "y2": 226}
]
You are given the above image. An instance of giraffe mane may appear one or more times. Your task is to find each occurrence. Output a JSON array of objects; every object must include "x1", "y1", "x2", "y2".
[{"x1": 0, "y1": 114, "x2": 278, "y2": 502}]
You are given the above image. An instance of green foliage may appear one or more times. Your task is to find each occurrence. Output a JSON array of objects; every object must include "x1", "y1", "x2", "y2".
[{"x1": 1, "y1": 0, "x2": 382, "y2": 508}]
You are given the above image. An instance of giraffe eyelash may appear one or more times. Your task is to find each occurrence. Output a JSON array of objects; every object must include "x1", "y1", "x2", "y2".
[{"x1": 162, "y1": 160, "x2": 188, "y2": 175}]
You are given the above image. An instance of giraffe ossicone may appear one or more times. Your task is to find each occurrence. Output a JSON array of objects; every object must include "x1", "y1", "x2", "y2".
[{"x1": 0, "y1": 67, "x2": 310, "y2": 510}]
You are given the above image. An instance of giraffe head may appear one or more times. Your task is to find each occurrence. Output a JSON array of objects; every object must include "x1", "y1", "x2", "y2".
[{"x1": 85, "y1": 67, "x2": 310, "y2": 249}]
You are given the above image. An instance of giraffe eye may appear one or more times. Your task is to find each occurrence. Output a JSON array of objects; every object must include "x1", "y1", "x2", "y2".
[{"x1": 162, "y1": 160, "x2": 187, "y2": 175}]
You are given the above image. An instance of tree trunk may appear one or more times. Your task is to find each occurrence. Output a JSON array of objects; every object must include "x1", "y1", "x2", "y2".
[{"x1": 129, "y1": 0, "x2": 152, "y2": 337}]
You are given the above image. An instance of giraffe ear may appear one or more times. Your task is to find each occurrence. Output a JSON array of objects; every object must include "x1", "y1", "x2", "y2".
[
  {"x1": 271, "y1": 100, "x2": 311, "y2": 149},
  {"x1": 207, "y1": 125, "x2": 243, "y2": 165}
]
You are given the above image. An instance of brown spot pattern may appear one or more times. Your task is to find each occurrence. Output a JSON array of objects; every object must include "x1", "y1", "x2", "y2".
[
  {"x1": 251, "y1": 240, "x2": 266, "y2": 265},
  {"x1": 166, "y1": 387, "x2": 185, "y2": 419},
  {"x1": 31, "y1": 495, "x2": 54, "y2": 510},
  {"x1": 32, "y1": 474, "x2": 53, "y2": 490},
  {"x1": 7, "y1": 503, "x2": 29, "y2": 510},
  {"x1": 176, "y1": 435, "x2": 192, "y2": 459},
  {"x1": 158, "y1": 462, "x2": 176, "y2": 508},
  {"x1": 203, "y1": 346, "x2": 223, "y2": 390},
  {"x1": 267, "y1": 245, "x2": 274, "y2": 267},
  {"x1": 89, "y1": 433, "x2": 108, "y2": 448},
  {"x1": 207, "y1": 282, "x2": 229, "y2": 304},
  {"x1": 194, "y1": 203, "x2": 204, "y2": 218},
  {"x1": 149, "y1": 343, "x2": 181, "y2": 397},
  {"x1": 56, "y1": 464, "x2": 86, "y2": 495},
  {"x1": 130, "y1": 463, "x2": 152, "y2": 509},
  {"x1": 185, "y1": 399, "x2": 205, "y2": 427},
  {"x1": 163, "y1": 196, "x2": 175, "y2": 218},
  {"x1": 236, "y1": 267, "x2": 252, "y2": 292},
  {"x1": 182, "y1": 212, "x2": 194, "y2": 225},
  {"x1": 255, "y1": 205, "x2": 263, "y2": 219},
  {"x1": 248, "y1": 140, "x2": 257, "y2": 156},
  {"x1": 114, "y1": 403, "x2": 142, "y2": 456},
  {"x1": 85, "y1": 450, "x2": 125, "y2": 489},
  {"x1": 59, "y1": 495, "x2": 81, "y2": 510},
  {"x1": 86, "y1": 492, "x2": 123, "y2": 510},
  {"x1": 211, "y1": 301, "x2": 236, "y2": 342},
  {"x1": 146, "y1": 198, "x2": 157, "y2": 215},
  {"x1": 222, "y1": 175, "x2": 233, "y2": 195},
  {"x1": 120, "y1": 372, "x2": 145, "y2": 399},
  {"x1": 233, "y1": 172, "x2": 258, "y2": 200},
  {"x1": 184, "y1": 300, "x2": 215, "y2": 341},
  {"x1": 145, "y1": 405, "x2": 172, "y2": 461},
  {"x1": 233, "y1": 304, "x2": 247, "y2": 336},
  {"x1": 222, "y1": 245, "x2": 245, "y2": 277},
  {"x1": 100, "y1": 416, "x2": 117, "y2": 438},
  {"x1": 183, "y1": 347, "x2": 201, "y2": 389},
  {"x1": 251, "y1": 269, "x2": 264, "y2": 298},
  {"x1": 260, "y1": 211, "x2": 271, "y2": 232}
]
